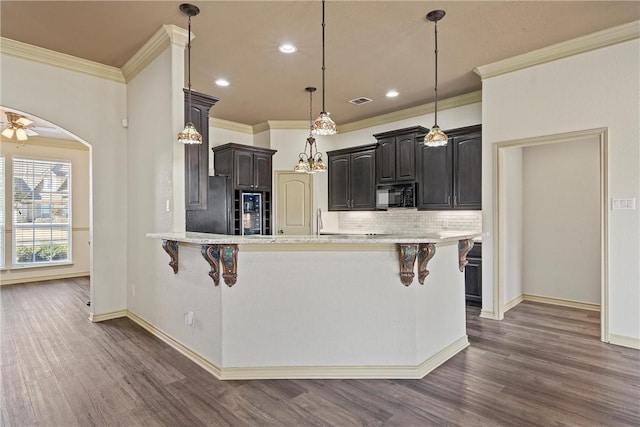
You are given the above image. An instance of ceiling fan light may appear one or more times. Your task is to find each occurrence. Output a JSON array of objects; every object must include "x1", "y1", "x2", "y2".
[
  {"x1": 177, "y1": 122, "x2": 202, "y2": 144},
  {"x1": 424, "y1": 125, "x2": 448, "y2": 147},
  {"x1": 312, "y1": 112, "x2": 337, "y2": 136},
  {"x1": 2, "y1": 127, "x2": 15, "y2": 139},
  {"x1": 16, "y1": 128, "x2": 28, "y2": 141}
]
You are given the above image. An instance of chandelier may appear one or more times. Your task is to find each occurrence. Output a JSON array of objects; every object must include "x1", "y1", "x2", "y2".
[
  {"x1": 177, "y1": 3, "x2": 202, "y2": 144},
  {"x1": 311, "y1": 0, "x2": 337, "y2": 136},
  {"x1": 423, "y1": 10, "x2": 448, "y2": 147},
  {"x1": 295, "y1": 87, "x2": 327, "y2": 173}
]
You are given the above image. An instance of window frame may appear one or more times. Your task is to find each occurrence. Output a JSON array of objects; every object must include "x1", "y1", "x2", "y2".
[{"x1": 11, "y1": 156, "x2": 73, "y2": 268}]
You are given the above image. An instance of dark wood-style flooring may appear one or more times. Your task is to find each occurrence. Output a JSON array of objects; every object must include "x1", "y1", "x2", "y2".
[{"x1": 2, "y1": 277, "x2": 639, "y2": 426}]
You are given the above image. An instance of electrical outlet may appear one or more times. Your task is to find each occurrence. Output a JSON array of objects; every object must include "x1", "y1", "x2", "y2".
[
  {"x1": 185, "y1": 311, "x2": 194, "y2": 327},
  {"x1": 612, "y1": 198, "x2": 636, "y2": 210}
]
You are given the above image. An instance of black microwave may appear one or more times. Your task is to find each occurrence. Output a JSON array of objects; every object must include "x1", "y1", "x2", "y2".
[{"x1": 376, "y1": 183, "x2": 416, "y2": 209}]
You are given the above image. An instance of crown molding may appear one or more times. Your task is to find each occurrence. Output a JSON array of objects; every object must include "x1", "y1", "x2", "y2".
[
  {"x1": 265, "y1": 120, "x2": 308, "y2": 130},
  {"x1": 208, "y1": 92, "x2": 482, "y2": 135},
  {"x1": 338, "y1": 91, "x2": 482, "y2": 134},
  {"x1": 210, "y1": 118, "x2": 254, "y2": 134},
  {"x1": 0, "y1": 37, "x2": 125, "y2": 83},
  {"x1": 122, "y1": 25, "x2": 189, "y2": 82},
  {"x1": 474, "y1": 20, "x2": 640, "y2": 80}
]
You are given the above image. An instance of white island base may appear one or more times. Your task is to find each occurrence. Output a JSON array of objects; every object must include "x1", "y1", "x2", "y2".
[{"x1": 142, "y1": 233, "x2": 478, "y2": 380}]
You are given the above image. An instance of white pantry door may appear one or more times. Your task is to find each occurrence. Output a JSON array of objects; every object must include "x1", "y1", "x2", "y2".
[{"x1": 275, "y1": 172, "x2": 312, "y2": 235}]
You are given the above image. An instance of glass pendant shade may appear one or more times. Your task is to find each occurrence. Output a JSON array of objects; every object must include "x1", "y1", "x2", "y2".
[
  {"x1": 311, "y1": 156, "x2": 327, "y2": 172},
  {"x1": 294, "y1": 156, "x2": 311, "y2": 173},
  {"x1": 312, "y1": 112, "x2": 337, "y2": 135},
  {"x1": 177, "y1": 122, "x2": 202, "y2": 144},
  {"x1": 424, "y1": 125, "x2": 448, "y2": 147}
]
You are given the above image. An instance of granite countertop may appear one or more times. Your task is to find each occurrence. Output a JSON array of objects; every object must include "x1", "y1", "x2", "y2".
[{"x1": 147, "y1": 230, "x2": 483, "y2": 245}]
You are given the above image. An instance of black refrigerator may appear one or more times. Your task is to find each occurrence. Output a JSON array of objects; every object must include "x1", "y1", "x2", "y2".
[{"x1": 186, "y1": 176, "x2": 267, "y2": 235}]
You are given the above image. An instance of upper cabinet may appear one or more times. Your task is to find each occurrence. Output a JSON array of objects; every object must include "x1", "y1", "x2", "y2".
[
  {"x1": 374, "y1": 126, "x2": 427, "y2": 185},
  {"x1": 416, "y1": 124, "x2": 482, "y2": 210},
  {"x1": 327, "y1": 144, "x2": 377, "y2": 211},
  {"x1": 212, "y1": 143, "x2": 277, "y2": 191},
  {"x1": 184, "y1": 90, "x2": 219, "y2": 211}
]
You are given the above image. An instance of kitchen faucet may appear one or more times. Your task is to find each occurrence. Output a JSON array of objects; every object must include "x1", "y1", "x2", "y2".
[{"x1": 316, "y1": 208, "x2": 323, "y2": 237}]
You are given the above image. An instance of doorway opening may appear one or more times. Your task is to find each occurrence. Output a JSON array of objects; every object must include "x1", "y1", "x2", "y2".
[{"x1": 494, "y1": 128, "x2": 608, "y2": 342}]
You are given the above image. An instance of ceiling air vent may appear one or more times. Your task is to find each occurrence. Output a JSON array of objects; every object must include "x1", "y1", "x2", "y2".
[{"x1": 349, "y1": 97, "x2": 373, "y2": 105}]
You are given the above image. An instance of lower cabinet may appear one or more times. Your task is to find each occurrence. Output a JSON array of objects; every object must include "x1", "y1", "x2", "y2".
[{"x1": 465, "y1": 242, "x2": 482, "y2": 305}]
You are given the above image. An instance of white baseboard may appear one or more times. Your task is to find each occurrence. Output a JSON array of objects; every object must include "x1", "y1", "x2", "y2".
[
  {"x1": 479, "y1": 310, "x2": 496, "y2": 319},
  {"x1": 126, "y1": 311, "x2": 223, "y2": 379},
  {"x1": 1, "y1": 271, "x2": 90, "y2": 286},
  {"x1": 89, "y1": 309, "x2": 127, "y2": 322},
  {"x1": 522, "y1": 294, "x2": 600, "y2": 312},
  {"x1": 609, "y1": 334, "x2": 640, "y2": 350},
  {"x1": 504, "y1": 295, "x2": 524, "y2": 313},
  {"x1": 125, "y1": 310, "x2": 468, "y2": 380},
  {"x1": 219, "y1": 336, "x2": 469, "y2": 380}
]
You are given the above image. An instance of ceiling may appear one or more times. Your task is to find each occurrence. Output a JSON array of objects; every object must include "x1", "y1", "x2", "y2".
[{"x1": 1, "y1": 1, "x2": 639, "y2": 127}]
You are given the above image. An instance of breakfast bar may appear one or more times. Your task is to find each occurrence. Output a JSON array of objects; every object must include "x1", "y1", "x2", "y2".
[{"x1": 146, "y1": 231, "x2": 481, "y2": 380}]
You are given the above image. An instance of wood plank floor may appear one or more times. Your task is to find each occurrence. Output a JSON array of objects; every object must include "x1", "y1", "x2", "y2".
[{"x1": 2, "y1": 278, "x2": 639, "y2": 426}]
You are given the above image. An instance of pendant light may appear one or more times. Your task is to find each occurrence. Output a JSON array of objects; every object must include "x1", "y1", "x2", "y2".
[
  {"x1": 423, "y1": 10, "x2": 448, "y2": 147},
  {"x1": 294, "y1": 87, "x2": 327, "y2": 173},
  {"x1": 312, "y1": 0, "x2": 337, "y2": 136},
  {"x1": 177, "y1": 3, "x2": 202, "y2": 144}
]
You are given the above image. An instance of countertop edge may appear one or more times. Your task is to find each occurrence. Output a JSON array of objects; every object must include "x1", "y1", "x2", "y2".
[{"x1": 147, "y1": 231, "x2": 483, "y2": 245}]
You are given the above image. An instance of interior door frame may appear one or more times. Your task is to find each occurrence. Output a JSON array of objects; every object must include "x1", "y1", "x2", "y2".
[
  {"x1": 274, "y1": 170, "x2": 313, "y2": 235},
  {"x1": 493, "y1": 127, "x2": 609, "y2": 342}
]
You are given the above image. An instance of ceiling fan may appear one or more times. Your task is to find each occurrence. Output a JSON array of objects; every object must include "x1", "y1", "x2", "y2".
[{"x1": 1, "y1": 111, "x2": 39, "y2": 141}]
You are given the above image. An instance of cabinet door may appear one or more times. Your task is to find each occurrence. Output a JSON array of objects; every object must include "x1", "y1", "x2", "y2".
[
  {"x1": 376, "y1": 137, "x2": 395, "y2": 185},
  {"x1": 234, "y1": 150, "x2": 255, "y2": 190},
  {"x1": 395, "y1": 135, "x2": 416, "y2": 182},
  {"x1": 253, "y1": 153, "x2": 272, "y2": 191},
  {"x1": 416, "y1": 142, "x2": 453, "y2": 209},
  {"x1": 465, "y1": 257, "x2": 482, "y2": 305},
  {"x1": 453, "y1": 133, "x2": 482, "y2": 209},
  {"x1": 184, "y1": 105, "x2": 209, "y2": 210},
  {"x1": 328, "y1": 154, "x2": 350, "y2": 211},
  {"x1": 350, "y1": 150, "x2": 376, "y2": 210}
]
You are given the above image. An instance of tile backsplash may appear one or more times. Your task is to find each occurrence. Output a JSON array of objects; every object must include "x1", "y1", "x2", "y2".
[{"x1": 333, "y1": 210, "x2": 482, "y2": 234}]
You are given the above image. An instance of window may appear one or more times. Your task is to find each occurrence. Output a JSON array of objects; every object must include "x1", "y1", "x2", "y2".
[
  {"x1": 12, "y1": 158, "x2": 72, "y2": 266},
  {"x1": 0, "y1": 157, "x2": 4, "y2": 268}
]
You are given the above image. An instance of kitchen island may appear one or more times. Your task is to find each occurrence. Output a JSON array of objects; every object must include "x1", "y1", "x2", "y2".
[{"x1": 143, "y1": 231, "x2": 481, "y2": 380}]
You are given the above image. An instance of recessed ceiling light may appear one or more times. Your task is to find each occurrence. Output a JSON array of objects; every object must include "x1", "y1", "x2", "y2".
[
  {"x1": 215, "y1": 79, "x2": 230, "y2": 87},
  {"x1": 278, "y1": 43, "x2": 297, "y2": 54},
  {"x1": 386, "y1": 90, "x2": 399, "y2": 98}
]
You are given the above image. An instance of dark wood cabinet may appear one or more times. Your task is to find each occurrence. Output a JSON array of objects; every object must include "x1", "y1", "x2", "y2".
[
  {"x1": 212, "y1": 143, "x2": 276, "y2": 191},
  {"x1": 184, "y1": 90, "x2": 218, "y2": 211},
  {"x1": 374, "y1": 126, "x2": 427, "y2": 185},
  {"x1": 212, "y1": 143, "x2": 277, "y2": 235},
  {"x1": 416, "y1": 124, "x2": 481, "y2": 210},
  {"x1": 327, "y1": 145, "x2": 376, "y2": 211},
  {"x1": 465, "y1": 242, "x2": 482, "y2": 305}
]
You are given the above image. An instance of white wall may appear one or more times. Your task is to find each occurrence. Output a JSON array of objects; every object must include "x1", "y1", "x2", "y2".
[
  {"x1": 1, "y1": 138, "x2": 91, "y2": 285},
  {"x1": 522, "y1": 137, "x2": 601, "y2": 304},
  {"x1": 481, "y1": 39, "x2": 639, "y2": 340},
  {"x1": 502, "y1": 147, "x2": 523, "y2": 305},
  {"x1": 1, "y1": 54, "x2": 128, "y2": 316}
]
